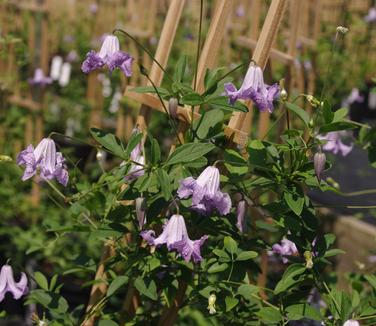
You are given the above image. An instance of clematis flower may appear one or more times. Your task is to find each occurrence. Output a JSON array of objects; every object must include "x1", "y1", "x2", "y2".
[
  {"x1": 177, "y1": 166, "x2": 231, "y2": 216},
  {"x1": 365, "y1": 7, "x2": 376, "y2": 23},
  {"x1": 314, "y1": 152, "x2": 326, "y2": 181},
  {"x1": 82, "y1": 35, "x2": 133, "y2": 77},
  {"x1": 236, "y1": 200, "x2": 247, "y2": 233},
  {"x1": 0, "y1": 265, "x2": 28, "y2": 302},
  {"x1": 17, "y1": 138, "x2": 69, "y2": 186},
  {"x1": 140, "y1": 214, "x2": 208, "y2": 263},
  {"x1": 343, "y1": 320, "x2": 359, "y2": 326},
  {"x1": 271, "y1": 238, "x2": 298, "y2": 263},
  {"x1": 28, "y1": 68, "x2": 52, "y2": 87},
  {"x1": 318, "y1": 131, "x2": 353, "y2": 156},
  {"x1": 224, "y1": 63, "x2": 280, "y2": 112},
  {"x1": 342, "y1": 88, "x2": 364, "y2": 109},
  {"x1": 124, "y1": 130, "x2": 145, "y2": 182},
  {"x1": 135, "y1": 197, "x2": 146, "y2": 229}
]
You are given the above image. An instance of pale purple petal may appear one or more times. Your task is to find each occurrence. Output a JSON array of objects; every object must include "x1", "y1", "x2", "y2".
[
  {"x1": 0, "y1": 265, "x2": 28, "y2": 302},
  {"x1": 224, "y1": 82, "x2": 241, "y2": 105},
  {"x1": 81, "y1": 50, "x2": 104, "y2": 73},
  {"x1": 136, "y1": 197, "x2": 146, "y2": 229},
  {"x1": 17, "y1": 145, "x2": 37, "y2": 181},
  {"x1": 236, "y1": 200, "x2": 247, "y2": 233},
  {"x1": 140, "y1": 230, "x2": 156, "y2": 245},
  {"x1": 108, "y1": 51, "x2": 133, "y2": 77},
  {"x1": 171, "y1": 235, "x2": 208, "y2": 263},
  {"x1": 177, "y1": 177, "x2": 196, "y2": 198},
  {"x1": 124, "y1": 155, "x2": 145, "y2": 182},
  {"x1": 28, "y1": 68, "x2": 52, "y2": 86}
]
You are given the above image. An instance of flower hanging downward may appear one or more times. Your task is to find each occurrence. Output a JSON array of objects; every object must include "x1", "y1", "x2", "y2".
[
  {"x1": 124, "y1": 129, "x2": 145, "y2": 182},
  {"x1": 314, "y1": 152, "x2": 326, "y2": 182},
  {"x1": 224, "y1": 62, "x2": 280, "y2": 113},
  {"x1": 140, "y1": 214, "x2": 208, "y2": 263},
  {"x1": 17, "y1": 138, "x2": 69, "y2": 186},
  {"x1": 318, "y1": 131, "x2": 353, "y2": 156},
  {"x1": 82, "y1": 34, "x2": 133, "y2": 77},
  {"x1": 0, "y1": 265, "x2": 28, "y2": 302},
  {"x1": 236, "y1": 200, "x2": 247, "y2": 233},
  {"x1": 178, "y1": 166, "x2": 232, "y2": 216},
  {"x1": 271, "y1": 238, "x2": 298, "y2": 264},
  {"x1": 28, "y1": 68, "x2": 52, "y2": 87}
]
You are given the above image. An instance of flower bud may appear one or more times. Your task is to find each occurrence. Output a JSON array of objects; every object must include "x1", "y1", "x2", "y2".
[
  {"x1": 207, "y1": 293, "x2": 217, "y2": 314},
  {"x1": 314, "y1": 152, "x2": 326, "y2": 182},
  {"x1": 280, "y1": 89, "x2": 288, "y2": 102},
  {"x1": 168, "y1": 97, "x2": 178, "y2": 119},
  {"x1": 135, "y1": 197, "x2": 146, "y2": 229},
  {"x1": 336, "y1": 26, "x2": 349, "y2": 34},
  {"x1": 304, "y1": 251, "x2": 313, "y2": 269}
]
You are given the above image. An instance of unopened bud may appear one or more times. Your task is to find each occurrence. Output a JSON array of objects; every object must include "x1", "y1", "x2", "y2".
[
  {"x1": 96, "y1": 150, "x2": 106, "y2": 164},
  {"x1": 304, "y1": 251, "x2": 313, "y2": 269},
  {"x1": 168, "y1": 97, "x2": 178, "y2": 119},
  {"x1": 280, "y1": 89, "x2": 288, "y2": 101},
  {"x1": 135, "y1": 197, "x2": 146, "y2": 229},
  {"x1": 306, "y1": 95, "x2": 320, "y2": 108},
  {"x1": 314, "y1": 152, "x2": 326, "y2": 182},
  {"x1": 207, "y1": 293, "x2": 217, "y2": 314},
  {"x1": 0, "y1": 155, "x2": 12, "y2": 162},
  {"x1": 336, "y1": 26, "x2": 349, "y2": 34}
]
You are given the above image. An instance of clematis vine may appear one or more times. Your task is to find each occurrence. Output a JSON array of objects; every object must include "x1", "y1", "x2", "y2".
[
  {"x1": 17, "y1": 138, "x2": 69, "y2": 186},
  {"x1": 0, "y1": 265, "x2": 28, "y2": 302},
  {"x1": 28, "y1": 68, "x2": 53, "y2": 87},
  {"x1": 318, "y1": 131, "x2": 353, "y2": 156},
  {"x1": 82, "y1": 34, "x2": 133, "y2": 77},
  {"x1": 224, "y1": 62, "x2": 280, "y2": 112},
  {"x1": 271, "y1": 238, "x2": 298, "y2": 263},
  {"x1": 140, "y1": 214, "x2": 208, "y2": 263},
  {"x1": 177, "y1": 166, "x2": 231, "y2": 216}
]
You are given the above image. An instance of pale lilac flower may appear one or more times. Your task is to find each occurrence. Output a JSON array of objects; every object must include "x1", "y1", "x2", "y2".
[
  {"x1": 178, "y1": 166, "x2": 232, "y2": 216},
  {"x1": 236, "y1": 200, "x2": 247, "y2": 233},
  {"x1": 140, "y1": 214, "x2": 208, "y2": 263},
  {"x1": 319, "y1": 131, "x2": 353, "y2": 156},
  {"x1": 0, "y1": 265, "x2": 28, "y2": 302},
  {"x1": 342, "y1": 88, "x2": 364, "y2": 108},
  {"x1": 314, "y1": 152, "x2": 326, "y2": 181},
  {"x1": 28, "y1": 68, "x2": 52, "y2": 87},
  {"x1": 365, "y1": 7, "x2": 376, "y2": 23},
  {"x1": 224, "y1": 63, "x2": 280, "y2": 112},
  {"x1": 124, "y1": 130, "x2": 145, "y2": 182},
  {"x1": 17, "y1": 138, "x2": 69, "y2": 186},
  {"x1": 135, "y1": 197, "x2": 146, "y2": 229},
  {"x1": 66, "y1": 50, "x2": 79, "y2": 63},
  {"x1": 271, "y1": 238, "x2": 298, "y2": 263},
  {"x1": 89, "y1": 3, "x2": 98, "y2": 14},
  {"x1": 303, "y1": 60, "x2": 313, "y2": 71},
  {"x1": 82, "y1": 35, "x2": 133, "y2": 77},
  {"x1": 368, "y1": 255, "x2": 376, "y2": 263},
  {"x1": 343, "y1": 320, "x2": 359, "y2": 326},
  {"x1": 236, "y1": 4, "x2": 245, "y2": 17}
]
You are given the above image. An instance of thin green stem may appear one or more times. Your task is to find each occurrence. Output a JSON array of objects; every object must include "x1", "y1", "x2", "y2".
[{"x1": 45, "y1": 179, "x2": 68, "y2": 202}]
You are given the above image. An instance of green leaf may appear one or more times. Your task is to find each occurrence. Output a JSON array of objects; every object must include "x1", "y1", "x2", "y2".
[
  {"x1": 213, "y1": 249, "x2": 231, "y2": 262},
  {"x1": 131, "y1": 86, "x2": 170, "y2": 98},
  {"x1": 333, "y1": 107, "x2": 349, "y2": 122},
  {"x1": 194, "y1": 109, "x2": 224, "y2": 139},
  {"x1": 236, "y1": 251, "x2": 258, "y2": 261},
  {"x1": 225, "y1": 296, "x2": 239, "y2": 311},
  {"x1": 164, "y1": 142, "x2": 215, "y2": 166},
  {"x1": 173, "y1": 55, "x2": 187, "y2": 83},
  {"x1": 207, "y1": 96, "x2": 248, "y2": 112},
  {"x1": 91, "y1": 128, "x2": 126, "y2": 159},
  {"x1": 286, "y1": 303, "x2": 322, "y2": 321},
  {"x1": 286, "y1": 102, "x2": 310, "y2": 126},
  {"x1": 156, "y1": 169, "x2": 171, "y2": 200},
  {"x1": 34, "y1": 272, "x2": 49, "y2": 291},
  {"x1": 248, "y1": 140, "x2": 267, "y2": 167},
  {"x1": 237, "y1": 284, "x2": 259, "y2": 301},
  {"x1": 319, "y1": 121, "x2": 357, "y2": 133},
  {"x1": 322, "y1": 100, "x2": 334, "y2": 123},
  {"x1": 324, "y1": 248, "x2": 345, "y2": 257},
  {"x1": 98, "y1": 320, "x2": 118, "y2": 326},
  {"x1": 224, "y1": 236, "x2": 238, "y2": 256},
  {"x1": 107, "y1": 276, "x2": 129, "y2": 297},
  {"x1": 208, "y1": 262, "x2": 229, "y2": 273},
  {"x1": 364, "y1": 274, "x2": 376, "y2": 291},
  {"x1": 148, "y1": 135, "x2": 161, "y2": 164},
  {"x1": 257, "y1": 307, "x2": 282, "y2": 324},
  {"x1": 284, "y1": 190, "x2": 304, "y2": 216},
  {"x1": 274, "y1": 264, "x2": 306, "y2": 294},
  {"x1": 224, "y1": 149, "x2": 248, "y2": 175},
  {"x1": 181, "y1": 93, "x2": 205, "y2": 106},
  {"x1": 134, "y1": 277, "x2": 158, "y2": 301}
]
